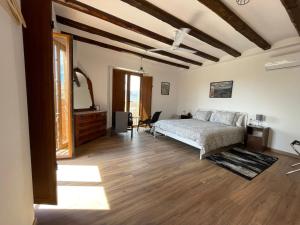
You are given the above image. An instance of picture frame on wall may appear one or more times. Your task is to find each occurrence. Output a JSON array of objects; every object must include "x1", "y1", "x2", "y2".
[
  {"x1": 209, "y1": 80, "x2": 233, "y2": 98},
  {"x1": 161, "y1": 82, "x2": 170, "y2": 95}
]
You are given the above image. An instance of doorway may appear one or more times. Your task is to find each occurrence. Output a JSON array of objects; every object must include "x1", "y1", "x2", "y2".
[
  {"x1": 53, "y1": 33, "x2": 73, "y2": 159},
  {"x1": 112, "y1": 69, "x2": 153, "y2": 127}
]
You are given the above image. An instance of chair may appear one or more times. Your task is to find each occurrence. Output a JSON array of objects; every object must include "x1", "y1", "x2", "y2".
[
  {"x1": 137, "y1": 111, "x2": 162, "y2": 132},
  {"x1": 113, "y1": 111, "x2": 133, "y2": 138},
  {"x1": 286, "y1": 140, "x2": 300, "y2": 175},
  {"x1": 128, "y1": 112, "x2": 133, "y2": 139}
]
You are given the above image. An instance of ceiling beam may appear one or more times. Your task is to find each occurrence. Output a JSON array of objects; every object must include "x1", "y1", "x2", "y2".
[
  {"x1": 121, "y1": 0, "x2": 241, "y2": 57},
  {"x1": 52, "y1": 0, "x2": 219, "y2": 62},
  {"x1": 281, "y1": 0, "x2": 300, "y2": 35},
  {"x1": 65, "y1": 33, "x2": 189, "y2": 69},
  {"x1": 197, "y1": 0, "x2": 271, "y2": 50},
  {"x1": 56, "y1": 16, "x2": 203, "y2": 66}
]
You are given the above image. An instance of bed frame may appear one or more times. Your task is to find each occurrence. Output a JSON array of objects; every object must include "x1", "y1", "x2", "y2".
[
  {"x1": 153, "y1": 112, "x2": 248, "y2": 160},
  {"x1": 154, "y1": 127, "x2": 207, "y2": 159}
]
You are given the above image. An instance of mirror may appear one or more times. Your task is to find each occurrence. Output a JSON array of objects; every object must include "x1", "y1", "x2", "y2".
[{"x1": 73, "y1": 68, "x2": 95, "y2": 111}]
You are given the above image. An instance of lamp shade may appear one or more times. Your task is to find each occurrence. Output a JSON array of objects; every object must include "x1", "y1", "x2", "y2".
[{"x1": 256, "y1": 114, "x2": 264, "y2": 122}]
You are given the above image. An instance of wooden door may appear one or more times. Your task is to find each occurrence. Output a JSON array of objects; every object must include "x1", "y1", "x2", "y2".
[
  {"x1": 112, "y1": 69, "x2": 126, "y2": 112},
  {"x1": 53, "y1": 33, "x2": 73, "y2": 159},
  {"x1": 21, "y1": 0, "x2": 57, "y2": 204},
  {"x1": 140, "y1": 76, "x2": 153, "y2": 120}
]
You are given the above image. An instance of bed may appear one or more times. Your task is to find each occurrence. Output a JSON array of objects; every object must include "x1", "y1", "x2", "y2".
[{"x1": 153, "y1": 111, "x2": 247, "y2": 159}]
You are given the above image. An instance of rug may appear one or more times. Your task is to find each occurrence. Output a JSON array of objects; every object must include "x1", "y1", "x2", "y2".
[{"x1": 206, "y1": 148, "x2": 278, "y2": 180}]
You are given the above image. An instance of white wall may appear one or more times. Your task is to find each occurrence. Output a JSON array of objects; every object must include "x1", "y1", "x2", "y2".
[
  {"x1": 75, "y1": 41, "x2": 181, "y2": 127},
  {"x1": 0, "y1": 5, "x2": 34, "y2": 225},
  {"x1": 177, "y1": 46, "x2": 300, "y2": 154}
]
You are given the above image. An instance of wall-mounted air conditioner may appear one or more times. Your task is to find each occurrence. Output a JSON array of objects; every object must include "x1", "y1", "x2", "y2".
[{"x1": 265, "y1": 52, "x2": 300, "y2": 71}]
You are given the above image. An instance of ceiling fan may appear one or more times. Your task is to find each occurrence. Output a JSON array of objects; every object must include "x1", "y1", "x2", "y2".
[{"x1": 147, "y1": 28, "x2": 197, "y2": 54}]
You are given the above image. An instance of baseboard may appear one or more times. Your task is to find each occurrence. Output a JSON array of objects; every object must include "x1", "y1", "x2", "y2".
[{"x1": 267, "y1": 148, "x2": 298, "y2": 159}]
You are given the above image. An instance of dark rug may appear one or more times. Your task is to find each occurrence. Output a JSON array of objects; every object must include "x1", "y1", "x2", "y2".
[{"x1": 206, "y1": 148, "x2": 278, "y2": 180}]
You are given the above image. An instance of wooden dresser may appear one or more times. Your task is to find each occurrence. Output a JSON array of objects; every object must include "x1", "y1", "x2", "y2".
[{"x1": 74, "y1": 111, "x2": 107, "y2": 147}]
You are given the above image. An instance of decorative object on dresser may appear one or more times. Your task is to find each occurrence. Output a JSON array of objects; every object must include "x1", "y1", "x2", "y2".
[
  {"x1": 246, "y1": 125, "x2": 270, "y2": 152},
  {"x1": 74, "y1": 111, "x2": 107, "y2": 147},
  {"x1": 209, "y1": 80, "x2": 233, "y2": 98}
]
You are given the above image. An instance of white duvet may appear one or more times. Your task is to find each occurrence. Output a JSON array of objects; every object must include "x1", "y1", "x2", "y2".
[{"x1": 154, "y1": 119, "x2": 245, "y2": 152}]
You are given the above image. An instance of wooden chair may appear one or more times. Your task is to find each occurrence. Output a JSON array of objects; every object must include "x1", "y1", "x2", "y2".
[{"x1": 137, "y1": 111, "x2": 162, "y2": 132}]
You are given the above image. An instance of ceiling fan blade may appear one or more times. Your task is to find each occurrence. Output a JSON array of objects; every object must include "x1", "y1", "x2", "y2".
[
  {"x1": 172, "y1": 28, "x2": 191, "y2": 48},
  {"x1": 175, "y1": 47, "x2": 197, "y2": 54},
  {"x1": 147, "y1": 48, "x2": 169, "y2": 52}
]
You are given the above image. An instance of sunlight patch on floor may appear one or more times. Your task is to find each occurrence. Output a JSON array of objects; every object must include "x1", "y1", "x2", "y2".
[
  {"x1": 36, "y1": 165, "x2": 110, "y2": 210},
  {"x1": 37, "y1": 185, "x2": 110, "y2": 210},
  {"x1": 57, "y1": 165, "x2": 102, "y2": 182}
]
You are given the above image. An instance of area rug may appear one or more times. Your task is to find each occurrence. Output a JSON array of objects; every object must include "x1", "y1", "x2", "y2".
[{"x1": 206, "y1": 148, "x2": 278, "y2": 180}]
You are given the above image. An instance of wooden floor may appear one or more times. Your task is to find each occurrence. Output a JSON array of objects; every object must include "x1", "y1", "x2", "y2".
[{"x1": 36, "y1": 131, "x2": 300, "y2": 225}]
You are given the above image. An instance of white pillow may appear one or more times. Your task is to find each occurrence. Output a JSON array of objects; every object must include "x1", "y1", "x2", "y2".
[
  {"x1": 232, "y1": 112, "x2": 241, "y2": 125},
  {"x1": 236, "y1": 114, "x2": 246, "y2": 127},
  {"x1": 193, "y1": 110, "x2": 212, "y2": 121},
  {"x1": 210, "y1": 111, "x2": 236, "y2": 126}
]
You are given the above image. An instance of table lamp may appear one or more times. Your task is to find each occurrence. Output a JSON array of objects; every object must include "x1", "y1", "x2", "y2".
[{"x1": 256, "y1": 114, "x2": 265, "y2": 126}]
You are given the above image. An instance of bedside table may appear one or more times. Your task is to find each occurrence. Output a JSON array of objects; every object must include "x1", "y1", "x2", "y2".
[{"x1": 246, "y1": 125, "x2": 270, "y2": 152}]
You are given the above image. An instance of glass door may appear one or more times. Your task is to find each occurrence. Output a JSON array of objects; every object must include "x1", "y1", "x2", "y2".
[
  {"x1": 124, "y1": 74, "x2": 141, "y2": 126},
  {"x1": 53, "y1": 33, "x2": 73, "y2": 159}
]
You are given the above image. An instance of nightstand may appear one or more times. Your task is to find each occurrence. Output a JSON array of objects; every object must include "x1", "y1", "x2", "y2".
[{"x1": 246, "y1": 125, "x2": 270, "y2": 152}]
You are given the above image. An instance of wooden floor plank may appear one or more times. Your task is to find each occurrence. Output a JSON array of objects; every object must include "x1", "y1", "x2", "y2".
[{"x1": 36, "y1": 132, "x2": 300, "y2": 225}]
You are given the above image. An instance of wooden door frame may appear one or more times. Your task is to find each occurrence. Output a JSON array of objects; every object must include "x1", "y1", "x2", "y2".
[
  {"x1": 21, "y1": 0, "x2": 57, "y2": 204},
  {"x1": 53, "y1": 32, "x2": 74, "y2": 160}
]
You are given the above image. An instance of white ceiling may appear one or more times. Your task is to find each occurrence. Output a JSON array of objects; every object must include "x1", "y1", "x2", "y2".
[{"x1": 54, "y1": 0, "x2": 299, "y2": 68}]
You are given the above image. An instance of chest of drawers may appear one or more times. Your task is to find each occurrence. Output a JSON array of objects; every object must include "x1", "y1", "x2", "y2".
[{"x1": 74, "y1": 111, "x2": 107, "y2": 147}]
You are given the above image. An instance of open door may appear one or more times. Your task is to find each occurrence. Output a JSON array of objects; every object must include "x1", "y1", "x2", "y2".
[
  {"x1": 53, "y1": 33, "x2": 73, "y2": 159},
  {"x1": 21, "y1": 0, "x2": 57, "y2": 204}
]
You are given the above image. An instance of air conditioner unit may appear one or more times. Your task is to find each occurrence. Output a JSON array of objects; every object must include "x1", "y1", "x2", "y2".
[{"x1": 265, "y1": 52, "x2": 300, "y2": 71}]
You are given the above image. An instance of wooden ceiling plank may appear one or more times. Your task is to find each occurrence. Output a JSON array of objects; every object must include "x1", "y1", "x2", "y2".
[
  {"x1": 197, "y1": 0, "x2": 271, "y2": 50},
  {"x1": 121, "y1": 0, "x2": 241, "y2": 57},
  {"x1": 53, "y1": 0, "x2": 219, "y2": 62},
  {"x1": 56, "y1": 16, "x2": 202, "y2": 66},
  {"x1": 281, "y1": 0, "x2": 300, "y2": 35},
  {"x1": 64, "y1": 33, "x2": 190, "y2": 69}
]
